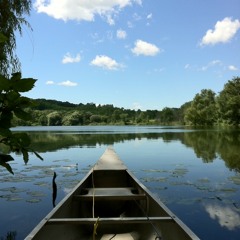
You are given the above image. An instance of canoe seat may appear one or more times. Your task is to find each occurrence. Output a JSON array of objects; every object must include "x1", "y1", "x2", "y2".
[{"x1": 74, "y1": 187, "x2": 146, "y2": 201}]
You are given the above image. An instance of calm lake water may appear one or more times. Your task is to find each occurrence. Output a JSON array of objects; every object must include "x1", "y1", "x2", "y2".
[{"x1": 0, "y1": 126, "x2": 240, "y2": 239}]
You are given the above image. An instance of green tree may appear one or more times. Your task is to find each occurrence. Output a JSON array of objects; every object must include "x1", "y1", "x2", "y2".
[
  {"x1": 160, "y1": 107, "x2": 174, "y2": 124},
  {"x1": 62, "y1": 111, "x2": 83, "y2": 126},
  {"x1": 184, "y1": 89, "x2": 217, "y2": 126},
  {"x1": 0, "y1": 0, "x2": 32, "y2": 77},
  {"x1": 217, "y1": 77, "x2": 240, "y2": 126},
  {"x1": 47, "y1": 111, "x2": 62, "y2": 126}
]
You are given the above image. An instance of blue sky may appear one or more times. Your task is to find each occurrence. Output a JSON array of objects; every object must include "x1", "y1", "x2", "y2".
[{"x1": 17, "y1": 0, "x2": 240, "y2": 110}]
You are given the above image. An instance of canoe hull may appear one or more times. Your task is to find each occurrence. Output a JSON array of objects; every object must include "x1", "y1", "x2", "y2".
[{"x1": 25, "y1": 148, "x2": 199, "y2": 240}]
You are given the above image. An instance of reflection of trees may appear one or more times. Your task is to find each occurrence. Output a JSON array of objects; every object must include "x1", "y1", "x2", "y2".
[
  {"x1": 182, "y1": 131, "x2": 218, "y2": 163},
  {"x1": 0, "y1": 231, "x2": 16, "y2": 240},
  {"x1": 28, "y1": 132, "x2": 161, "y2": 152},
  {"x1": 217, "y1": 132, "x2": 240, "y2": 172},
  {"x1": 25, "y1": 129, "x2": 240, "y2": 172}
]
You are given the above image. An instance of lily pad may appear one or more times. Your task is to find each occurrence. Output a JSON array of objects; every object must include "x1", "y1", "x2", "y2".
[
  {"x1": 141, "y1": 177, "x2": 168, "y2": 182},
  {"x1": 27, "y1": 191, "x2": 46, "y2": 197},
  {"x1": 26, "y1": 198, "x2": 41, "y2": 203},
  {"x1": 172, "y1": 168, "x2": 188, "y2": 177},
  {"x1": 34, "y1": 181, "x2": 48, "y2": 187},
  {"x1": 229, "y1": 176, "x2": 240, "y2": 185}
]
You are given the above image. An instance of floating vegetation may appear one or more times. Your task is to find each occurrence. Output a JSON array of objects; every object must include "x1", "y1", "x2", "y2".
[
  {"x1": 198, "y1": 178, "x2": 210, "y2": 183},
  {"x1": 229, "y1": 176, "x2": 240, "y2": 185},
  {"x1": 196, "y1": 186, "x2": 211, "y2": 191},
  {"x1": 26, "y1": 198, "x2": 41, "y2": 203},
  {"x1": 62, "y1": 172, "x2": 79, "y2": 178},
  {"x1": 8, "y1": 196, "x2": 23, "y2": 202},
  {"x1": 0, "y1": 193, "x2": 23, "y2": 202},
  {"x1": 171, "y1": 168, "x2": 188, "y2": 177},
  {"x1": 142, "y1": 169, "x2": 169, "y2": 173},
  {"x1": 34, "y1": 181, "x2": 48, "y2": 187},
  {"x1": 141, "y1": 177, "x2": 168, "y2": 183},
  {"x1": 27, "y1": 191, "x2": 46, "y2": 198},
  {"x1": 53, "y1": 159, "x2": 71, "y2": 163},
  {"x1": 0, "y1": 187, "x2": 26, "y2": 193},
  {"x1": 218, "y1": 188, "x2": 237, "y2": 193}
]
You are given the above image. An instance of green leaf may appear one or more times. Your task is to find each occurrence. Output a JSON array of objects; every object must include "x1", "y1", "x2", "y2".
[
  {"x1": 6, "y1": 90, "x2": 20, "y2": 102},
  {"x1": 16, "y1": 96, "x2": 32, "y2": 108},
  {"x1": 0, "y1": 75, "x2": 11, "y2": 91},
  {"x1": 0, "y1": 161, "x2": 14, "y2": 174},
  {"x1": 12, "y1": 78, "x2": 36, "y2": 92},
  {"x1": 13, "y1": 132, "x2": 31, "y2": 147},
  {"x1": 11, "y1": 72, "x2": 22, "y2": 81},
  {"x1": 0, "y1": 154, "x2": 14, "y2": 174},
  {"x1": 22, "y1": 148, "x2": 29, "y2": 164},
  {"x1": 0, "y1": 154, "x2": 14, "y2": 162},
  {"x1": 14, "y1": 108, "x2": 32, "y2": 121},
  {"x1": 0, "y1": 128, "x2": 12, "y2": 137}
]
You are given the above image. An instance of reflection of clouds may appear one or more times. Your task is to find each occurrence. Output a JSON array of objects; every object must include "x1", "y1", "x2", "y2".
[
  {"x1": 63, "y1": 188, "x2": 73, "y2": 195},
  {"x1": 205, "y1": 204, "x2": 240, "y2": 230}
]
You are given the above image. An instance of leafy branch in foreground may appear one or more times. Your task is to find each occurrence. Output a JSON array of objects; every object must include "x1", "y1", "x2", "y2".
[{"x1": 0, "y1": 72, "x2": 43, "y2": 174}]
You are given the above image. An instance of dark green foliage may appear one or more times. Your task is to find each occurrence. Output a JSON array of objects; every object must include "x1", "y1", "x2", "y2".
[
  {"x1": 0, "y1": 73, "x2": 43, "y2": 173},
  {"x1": 217, "y1": 77, "x2": 240, "y2": 125},
  {"x1": 20, "y1": 98, "x2": 184, "y2": 126},
  {"x1": 184, "y1": 89, "x2": 217, "y2": 126}
]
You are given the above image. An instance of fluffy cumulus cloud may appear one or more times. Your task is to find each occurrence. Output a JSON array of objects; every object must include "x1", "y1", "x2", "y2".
[
  {"x1": 200, "y1": 17, "x2": 240, "y2": 46},
  {"x1": 62, "y1": 53, "x2": 81, "y2": 64},
  {"x1": 116, "y1": 29, "x2": 127, "y2": 39},
  {"x1": 34, "y1": 0, "x2": 142, "y2": 24},
  {"x1": 131, "y1": 40, "x2": 160, "y2": 56},
  {"x1": 91, "y1": 55, "x2": 122, "y2": 70},
  {"x1": 58, "y1": 80, "x2": 78, "y2": 87}
]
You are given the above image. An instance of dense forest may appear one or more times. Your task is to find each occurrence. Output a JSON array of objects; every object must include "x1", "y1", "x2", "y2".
[{"x1": 12, "y1": 76, "x2": 240, "y2": 127}]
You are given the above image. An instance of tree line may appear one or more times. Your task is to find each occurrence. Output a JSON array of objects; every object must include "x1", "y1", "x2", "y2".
[{"x1": 11, "y1": 76, "x2": 240, "y2": 127}]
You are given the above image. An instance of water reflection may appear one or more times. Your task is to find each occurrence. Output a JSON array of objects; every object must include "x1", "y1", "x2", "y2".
[
  {"x1": 205, "y1": 204, "x2": 240, "y2": 230},
  {"x1": 23, "y1": 128, "x2": 240, "y2": 172}
]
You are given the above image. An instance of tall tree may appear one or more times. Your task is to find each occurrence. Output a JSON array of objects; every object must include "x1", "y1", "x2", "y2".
[
  {"x1": 184, "y1": 89, "x2": 217, "y2": 126},
  {"x1": 217, "y1": 77, "x2": 240, "y2": 125},
  {"x1": 0, "y1": 0, "x2": 31, "y2": 77}
]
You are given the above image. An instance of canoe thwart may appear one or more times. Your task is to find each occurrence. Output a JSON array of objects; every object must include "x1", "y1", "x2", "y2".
[
  {"x1": 47, "y1": 216, "x2": 174, "y2": 225},
  {"x1": 74, "y1": 187, "x2": 146, "y2": 200}
]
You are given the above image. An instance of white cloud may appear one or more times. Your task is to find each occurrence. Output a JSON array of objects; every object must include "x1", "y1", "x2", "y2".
[
  {"x1": 147, "y1": 13, "x2": 152, "y2": 19},
  {"x1": 58, "y1": 80, "x2": 78, "y2": 87},
  {"x1": 131, "y1": 40, "x2": 160, "y2": 56},
  {"x1": 91, "y1": 55, "x2": 122, "y2": 70},
  {"x1": 200, "y1": 60, "x2": 222, "y2": 71},
  {"x1": 34, "y1": 0, "x2": 141, "y2": 24},
  {"x1": 46, "y1": 80, "x2": 55, "y2": 85},
  {"x1": 200, "y1": 17, "x2": 240, "y2": 46},
  {"x1": 62, "y1": 53, "x2": 81, "y2": 64},
  {"x1": 127, "y1": 21, "x2": 134, "y2": 28},
  {"x1": 228, "y1": 65, "x2": 238, "y2": 71},
  {"x1": 117, "y1": 29, "x2": 127, "y2": 39}
]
